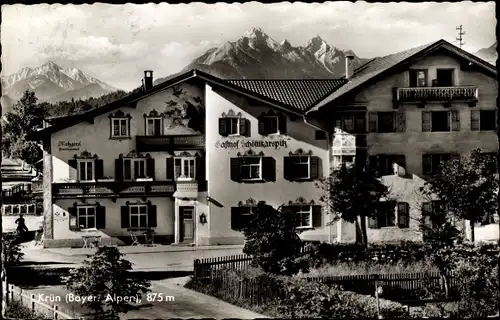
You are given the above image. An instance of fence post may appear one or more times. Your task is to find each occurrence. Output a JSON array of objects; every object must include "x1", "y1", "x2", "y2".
[
  {"x1": 54, "y1": 305, "x2": 59, "y2": 320},
  {"x1": 31, "y1": 294, "x2": 35, "y2": 313},
  {"x1": 194, "y1": 259, "x2": 200, "y2": 279}
]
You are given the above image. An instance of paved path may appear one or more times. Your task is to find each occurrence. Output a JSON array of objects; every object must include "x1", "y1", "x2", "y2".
[
  {"x1": 20, "y1": 280, "x2": 267, "y2": 319},
  {"x1": 21, "y1": 243, "x2": 244, "y2": 272}
]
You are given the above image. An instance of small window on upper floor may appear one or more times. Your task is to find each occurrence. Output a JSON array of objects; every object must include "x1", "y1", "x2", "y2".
[
  {"x1": 219, "y1": 117, "x2": 250, "y2": 137},
  {"x1": 422, "y1": 111, "x2": 460, "y2": 132},
  {"x1": 109, "y1": 110, "x2": 131, "y2": 139},
  {"x1": 258, "y1": 113, "x2": 287, "y2": 136},
  {"x1": 435, "y1": 69, "x2": 454, "y2": 87},
  {"x1": 409, "y1": 70, "x2": 427, "y2": 87},
  {"x1": 334, "y1": 113, "x2": 365, "y2": 133}
]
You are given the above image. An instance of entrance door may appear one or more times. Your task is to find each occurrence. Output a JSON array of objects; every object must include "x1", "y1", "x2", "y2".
[{"x1": 180, "y1": 206, "x2": 195, "y2": 242}]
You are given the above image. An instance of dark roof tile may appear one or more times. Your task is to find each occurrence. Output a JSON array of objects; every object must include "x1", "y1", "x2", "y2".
[{"x1": 226, "y1": 79, "x2": 347, "y2": 112}]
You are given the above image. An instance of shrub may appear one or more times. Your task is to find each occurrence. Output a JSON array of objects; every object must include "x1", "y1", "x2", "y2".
[
  {"x1": 5, "y1": 299, "x2": 45, "y2": 320},
  {"x1": 241, "y1": 202, "x2": 306, "y2": 276},
  {"x1": 277, "y1": 277, "x2": 410, "y2": 319},
  {"x1": 64, "y1": 246, "x2": 151, "y2": 320}
]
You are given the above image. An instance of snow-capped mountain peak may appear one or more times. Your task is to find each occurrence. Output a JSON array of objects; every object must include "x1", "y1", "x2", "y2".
[{"x1": 241, "y1": 27, "x2": 280, "y2": 51}]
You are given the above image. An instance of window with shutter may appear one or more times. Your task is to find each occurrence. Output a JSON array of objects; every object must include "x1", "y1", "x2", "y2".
[
  {"x1": 451, "y1": 111, "x2": 460, "y2": 131},
  {"x1": 218, "y1": 118, "x2": 228, "y2": 136},
  {"x1": 422, "y1": 111, "x2": 431, "y2": 132},
  {"x1": 397, "y1": 202, "x2": 409, "y2": 228},
  {"x1": 368, "y1": 112, "x2": 377, "y2": 132},
  {"x1": 123, "y1": 158, "x2": 147, "y2": 180},
  {"x1": 77, "y1": 159, "x2": 95, "y2": 182},
  {"x1": 110, "y1": 118, "x2": 130, "y2": 138},
  {"x1": 479, "y1": 110, "x2": 497, "y2": 131},
  {"x1": 289, "y1": 155, "x2": 311, "y2": 180},
  {"x1": 378, "y1": 201, "x2": 396, "y2": 227},
  {"x1": 470, "y1": 110, "x2": 480, "y2": 131},
  {"x1": 174, "y1": 157, "x2": 196, "y2": 180},
  {"x1": 240, "y1": 157, "x2": 262, "y2": 181},
  {"x1": 129, "y1": 205, "x2": 148, "y2": 229},
  {"x1": 227, "y1": 117, "x2": 240, "y2": 135},
  {"x1": 261, "y1": 116, "x2": 279, "y2": 135},
  {"x1": 77, "y1": 206, "x2": 96, "y2": 229},
  {"x1": 288, "y1": 204, "x2": 313, "y2": 228},
  {"x1": 239, "y1": 118, "x2": 248, "y2": 137},
  {"x1": 378, "y1": 112, "x2": 396, "y2": 133},
  {"x1": 430, "y1": 111, "x2": 450, "y2": 132}
]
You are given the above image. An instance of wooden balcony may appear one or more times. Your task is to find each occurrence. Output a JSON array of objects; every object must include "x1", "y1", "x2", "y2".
[
  {"x1": 136, "y1": 135, "x2": 205, "y2": 152},
  {"x1": 393, "y1": 86, "x2": 478, "y2": 108},
  {"x1": 52, "y1": 180, "x2": 176, "y2": 199}
]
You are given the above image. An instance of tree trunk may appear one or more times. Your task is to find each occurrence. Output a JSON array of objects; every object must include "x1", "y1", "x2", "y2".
[
  {"x1": 469, "y1": 220, "x2": 475, "y2": 243},
  {"x1": 359, "y1": 216, "x2": 368, "y2": 248}
]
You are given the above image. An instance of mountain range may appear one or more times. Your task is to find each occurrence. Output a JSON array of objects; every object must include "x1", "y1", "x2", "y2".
[
  {"x1": 155, "y1": 27, "x2": 368, "y2": 85},
  {"x1": 1, "y1": 61, "x2": 117, "y2": 114},
  {"x1": 1, "y1": 27, "x2": 496, "y2": 116},
  {"x1": 473, "y1": 42, "x2": 497, "y2": 65}
]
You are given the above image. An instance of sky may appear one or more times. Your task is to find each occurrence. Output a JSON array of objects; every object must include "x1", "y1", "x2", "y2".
[{"x1": 1, "y1": 1, "x2": 496, "y2": 91}]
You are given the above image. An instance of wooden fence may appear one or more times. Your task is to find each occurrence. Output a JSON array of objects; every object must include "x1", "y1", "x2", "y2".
[{"x1": 2, "y1": 281, "x2": 80, "y2": 319}]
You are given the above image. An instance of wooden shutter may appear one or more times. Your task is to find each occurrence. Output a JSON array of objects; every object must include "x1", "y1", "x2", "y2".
[
  {"x1": 121, "y1": 206, "x2": 129, "y2": 229},
  {"x1": 166, "y1": 157, "x2": 174, "y2": 180},
  {"x1": 115, "y1": 159, "x2": 123, "y2": 181},
  {"x1": 231, "y1": 207, "x2": 243, "y2": 230},
  {"x1": 196, "y1": 157, "x2": 206, "y2": 183},
  {"x1": 451, "y1": 111, "x2": 460, "y2": 131},
  {"x1": 258, "y1": 117, "x2": 266, "y2": 135},
  {"x1": 312, "y1": 205, "x2": 322, "y2": 228},
  {"x1": 397, "y1": 202, "x2": 409, "y2": 228},
  {"x1": 421, "y1": 202, "x2": 432, "y2": 228},
  {"x1": 279, "y1": 115, "x2": 287, "y2": 134},
  {"x1": 422, "y1": 154, "x2": 431, "y2": 174},
  {"x1": 68, "y1": 206, "x2": 78, "y2": 231},
  {"x1": 283, "y1": 156, "x2": 294, "y2": 180},
  {"x1": 368, "y1": 112, "x2": 378, "y2": 132},
  {"x1": 239, "y1": 118, "x2": 248, "y2": 137},
  {"x1": 310, "y1": 156, "x2": 320, "y2": 179},
  {"x1": 148, "y1": 205, "x2": 157, "y2": 228},
  {"x1": 219, "y1": 118, "x2": 227, "y2": 136},
  {"x1": 146, "y1": 158, "x2": 155, "y2": 179},
  {"x1": 262, "y1": 157, "x2": 276, "y2": 182},
  {"x1": 368, "y1": 215, "x2": 378, "y2": 229},
  {"x1": 396, "y1": 111, "x2": 406, "y2": 132},
  {"x1": 68, "y1": 159, "x2": 77, "y2": 181},
  {"x1": 470, "y1": 110, "x2": 480, "y2": 131},
  {"x1": 422, "y1": 111, "x2": 431, "y2": 132},
  {"x1": 96, "y1": 206, "x2": 106, "y2": 229},
  {"x1": 95, "y1": 159, "x2": 104, "y2": 180},
  {"x1": 230, "y1": 158, "x2": 241, "y2": 182}
]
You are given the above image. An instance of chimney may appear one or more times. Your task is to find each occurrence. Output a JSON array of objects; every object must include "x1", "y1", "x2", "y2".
[
  {"x1": 144, "y1": 70, "x2": 153, "y2": 90},
  {"x1": 345, "y1": 55, "x2": 354, "y2": 80}
]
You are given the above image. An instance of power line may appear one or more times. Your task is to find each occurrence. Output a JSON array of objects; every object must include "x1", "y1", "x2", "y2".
[{"x1": 456, "y1": 25, "x2": 466, "y2": 49}]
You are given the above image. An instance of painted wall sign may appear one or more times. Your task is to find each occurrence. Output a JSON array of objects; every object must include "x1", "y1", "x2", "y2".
[
  {"x1": 57, "y1": 141, "x2": 82, "y2": 151},
  {"x1": 215, "y1": 139, "x2": 288, "y2": 150}
]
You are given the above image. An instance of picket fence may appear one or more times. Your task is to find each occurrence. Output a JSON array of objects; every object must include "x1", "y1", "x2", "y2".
[{"x1": 2, "y1": 281, "x2": 80, "y2": 319}]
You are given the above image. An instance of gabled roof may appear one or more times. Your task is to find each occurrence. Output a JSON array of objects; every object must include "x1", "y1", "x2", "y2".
[
  {"x1": 307, "y1": 39, "x2": 497, "y2": 114},
  {"x1": 27, "y1": 69, "x2": 347, "y2": 140},
  {"x1": 227, "y1": 79, "x2": 347, "y2": 112}
]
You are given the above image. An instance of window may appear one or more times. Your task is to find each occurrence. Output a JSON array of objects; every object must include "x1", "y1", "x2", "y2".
[
  {"x1": 123, "y1": 158, "x2": 146, "y2": 181},
  {"x1": 294, "y1": 205, "x2": 312, "y2": 228},
  {"x1": 20, "y1": 205, "x2": 27, "y2": 214},
  {"x1": 77, "y1": 206, "x2": 96, "y2": 229},
  {"x1": 436, "y1": 69, "x2": 454, "y2": 87},
  {"x1": 422, "y1": 111, "x2": 460, "y2": 132},
  {"x1": 146, "y1": 118, "x2": 162, "y2": 136},
  {"x1": 332, "y1": 155, "x2": 355, "y2": 170},
  {"x1": 368, "y1": 112, "x2": 405, "y2": 133},
  {"x1": 421, "y1": 201, "x2": 443, "y2": 229},
  {"x1": 422, "y1": 153, "x2": 458, "y2": 175},
  {"x1": 4, "y1": 205, "x2": 12, "y2": 215},
  {"x1": 111, "y1": 118, "x2": 129, "y2": 138},
  {"x1": 334, "y1": 113, "x2": 366, "y2": 133},
  {"x1": 240, "y1": 157, "x2": 262, "y2": 180},
  {"x1": 292, "y1": 156, "x2": 310, "y2": 179},
  {"x1": 369, "y1": 201, "x2": 409, "y2": 229},
  {"x1": 28, "y1": 204, "x2": 35, "y2": 214},
  {"x1": 231, "y1": 206, "x2": 254, "y2": 230},
  {"x1": 370, "y1": 155, "x2": 406, "y2": 176},
  {"x1": 471, "y1": 110, "x2": 497, "y2": 131},
  {"x1": 78, "y1": 159, "x2": 95, "y2": 182},
  {"x1": 174, "y1": 157, "x2": 196, "y2": 180},
  {"x1": 409, "y1": 70, "x2": 427, "y2": 87},
  {"x1": 262, "y1": 116, "x2": 279, "y2": 134},
  {"x1": 219, "y1": 117, "x2": 249, "y2": 136},
  {"x1": 129, "y1": 205, "x2": 148, "y2": 229}
]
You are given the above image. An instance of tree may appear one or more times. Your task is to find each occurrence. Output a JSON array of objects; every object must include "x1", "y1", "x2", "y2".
[
  {"x1": 2, "y1": 91, "x2": 49, "y2": 166},
  {"x1": 1, "y1": 233, "x2": 25, "y2": 315},
  {"x1": 240, "y1": 202, "x2": 305, "y2": 276},
  {"x1": 419, "y1": 148, "x2": 497, "y2": 242},
  {"x1": 316, "y1": 162, "x2": 390, "y2": 248},
  {"x1": 64, "y1": 246, "x2": 150, "y2": 319}
]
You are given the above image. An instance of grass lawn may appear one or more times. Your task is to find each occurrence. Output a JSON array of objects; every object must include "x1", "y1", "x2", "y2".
[{"x1": 304, "y1": 260, "x2": 439, "y2": 277}]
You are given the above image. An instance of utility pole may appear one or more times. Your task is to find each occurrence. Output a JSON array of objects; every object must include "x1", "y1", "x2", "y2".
[{"x1": 455, "y1": 25, "x2": 466, "y2": 49}]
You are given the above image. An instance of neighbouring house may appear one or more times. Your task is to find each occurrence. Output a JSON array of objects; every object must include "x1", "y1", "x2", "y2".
[
  {"x1": 1, "y1": 158, "x2": 43, "y2": 233},
  {"x1": 27, "y1": 39, "x2": 497, "y2": 248},
  {"x1": 306, "y1": 39, "x2": 498, "y2": 244}
]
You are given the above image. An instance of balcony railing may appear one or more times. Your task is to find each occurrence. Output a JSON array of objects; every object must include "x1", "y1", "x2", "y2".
[
  {"x1": 393, "y1": 86, "x2": 478, "y2": 106},
  {"x1": 52, "y1": 180, "x2": 176, "y2": 199},
  {"x1": 136, "y1": 134, "x2": 205, "y2": 152}
]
